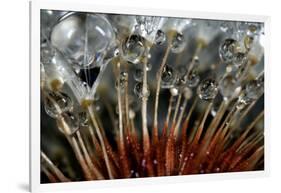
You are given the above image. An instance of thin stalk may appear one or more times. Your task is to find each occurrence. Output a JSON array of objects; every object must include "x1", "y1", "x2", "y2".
[
  {"x1": 41, "y1": 151, "x2": 70, "y2": 182},
  {"x1": 88, "y1": 106, "x2": 114, "y2": 179},
  {"x1": 174, "y1": 98, "x2": 188, "y2": 138},
  {"x1": 153, "y1": 45, "x2": 171, "y2": 140},
  {"x1": 171, "y1": 94, "x2": 182, "y2": 127},
  {"x1": 165, "y1": 95, "x2": 174, "y2": 128},
  {"x1": 76, "y1": 131, "x2": 104, "y2": 179}
]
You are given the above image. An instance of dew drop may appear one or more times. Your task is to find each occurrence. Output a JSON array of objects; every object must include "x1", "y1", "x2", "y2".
[
  {"x1": 233, "y1": 52, "x2": 248, "y2": 68},
  {"x1": 115, "y1": 71, "x2": 128, "y2": 91},
  {"x1": 219, "y1": 38, "x2": 240, "y2": 63},
  {"x1": 141, "y1": 159, "x2": 146, "y2": 168},
  {"x1": 220, "y1": 22, "x2": 229, "y2": 32},
  {"x1": 51, "y1": 13, "x2": 115, "y2": 68},
  {"x1": 146, "y1": 62, "x2": 152, "y2": 71},
  {"x1": 122, "y1": 34, "x2": 145, "y2": 64},
  {"x1": 245, "y1": 79, "x2": 264, "y2": 100},
  {"x1": 186, "y1": 68, "x2": 200, "y2": 88},
  {"x1": 219, "y1": 75, "x2": 240, "y2": 100},
  {"x1": 41, "y1": 43, "x2": 55, "y2": 65},
  {"x1": 161, "y1": 65, "x2": 177, "y2": 89},
  {"x1": 197, "y1": 78, "x2": 218, "y2": 101},
  {"x1": 134, "y1": 69, "x2": 143, "y2": 82},
  {"x1": 171, "y1": 32, "x2": 186, "y2": 53},
  {"x1": 183, "y1": 87, "x2": 193, "y2": 99},
  {"x1": 155, "y1": 29, "x2": 166, "y2": 45},
  {"x1": 175, "y1": 65, "x2": 188, "y2": 87},
  {"x1": 236, "y1": 95, "x2": 252, "y2": 110},
  {"x1": 44, "y1": 91, "x2": 73, "y2": 118},
  {"x1": 169, "y1": 87, "x2": 179, "y2": 96},
  {"x1": 60, "y1": 111, "x2": 79, "y2": 135},
  {"x1": 134, "y1": 82, "x2": 150, "y2": 98},
  {"x1": 247, "y1": 24, "x2": 260, "y2": 38},
  {"x1": 129, "y1": 109, "x2": 136, "y2": 119}
]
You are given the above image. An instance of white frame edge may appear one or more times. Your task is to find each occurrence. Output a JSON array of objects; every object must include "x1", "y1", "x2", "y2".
[{"x1": 29, "y1": 0, "x2": 271, "y2": 192}]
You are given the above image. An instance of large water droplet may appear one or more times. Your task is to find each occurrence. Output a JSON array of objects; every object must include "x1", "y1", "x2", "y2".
[
  {"x1": 155, "y1": 30, "x2": 166, "y2": 45},
  {"x1": 219, "y1": 38, "x2": 239, "y2": 63},
  {"x1": 51, "y1": 13, "x2": 115, "y2": 69},
  {"x1": 134, "y1": 82, "x2": 150, "y2": 98},
  {"x1": 171, "y1": 32, "x2": 186, "y2": 53},
  {"x1": 44, "y1": 91, "x2": 73, "y2": 118},
  {"x1": 161, "y1": 65, "x2": 177, "y2": 89},
  {"x1": 197, "y1": 78, "x2": 218, "y2": 100},
  {"x1": 122, "y1": 34, "x2": 145, "y2": 64}
]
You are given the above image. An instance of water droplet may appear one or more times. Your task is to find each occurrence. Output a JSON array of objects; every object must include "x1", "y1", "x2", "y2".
[
  {"x1": 60, "y1": 111, "x2": 79, "y2": 135},
  {"x1": 171, "y1": 32, "x2": 186, "y2": 53},
  {"x1": 153, "y1": 159, "x2": 158, "y2": 165},
  {"x1": 155, "y1": 30, "x2": 166, "y2": 45},
  {"x1": 41, "y1": 43, "x2": 55, "y2": 65},
  {"x1": 197, "y1": 78, "x2": 218, "y2": 101},
  {"x1": 233, "y1": 52, "x2": 248, "y2": 68},
  {"x1": 187, "y1": 69, "x2": 200, "y2": 88},
  {"x1": 236, "y1": 94, "x2": 252, "y2": 110},
  {"x1": 234, "y1": 61, "x2": 249, "y2": 80},
  {"x1": 245, "y1": 79, "x2": 264, "y2": 100},
  {"x1": 220, "y1": 22, "x2": 229, "y2": 32},
  {"x1": 141, "y1": 159, "x2": 146, "y2": 168},
  {"x1": 51, "y1": 13, "x2": 115, "y2": 68},
  {"x1": 244, "y1": 35, "x2": 254, "y2": 50},
  {"x1": 94, "y1": 102, "x2": 102, "y2": 112},
  {"x1": 129, "y1": 109, "x2": 136, "y2": 119},
  {"x1": 247, "y1": 24, "x2": 260, "y2": 37},
  {"x1": 175, "y1": 65, "x2": 188, "y2": 87},
  {"x1": 219, "y1": 75, "x2": 240, "y2": 100},
  {"x1": 135, "y1": 16, "x2": 159, "y2": 35},
  {"x1": 183, "y1": 87, "x2": 193, "y2": 99},
  {"x1": 134, "y1": 82, "x2": 150, "y2": 98},
  {"x1": 44, "y1": 91, "x2": 73, "y2": 118},
  {"x1": 219, "y1": 38, "x2": 240, "y2": 63},
  {"x1": 104, "y1": 46, "x2": 120, "y2": 62},
  {"x1": 122, "y1": 34, "x2": 145, "y2": 64},
  {"x1": 115, "y1": 71, "x2": 128, "y2": 91},
  {"x1": 128, "y1": 96, "x2": 141, "y2": 112},
  {"x1": 134, "y1": 69, "x2": 143, "y2": 82},
  {"x1": 146, "y1": 62, "x2": 152, "y2": 71},
  {"x1": 170, "y1": 87, "x2": 179, "y2": 96},
  {"x1": 161, "y1": 65, "x2": 177, "y2": 89}
]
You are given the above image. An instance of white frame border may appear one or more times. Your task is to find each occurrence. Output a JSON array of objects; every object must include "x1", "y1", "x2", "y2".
[{"x1": 30, "y1": 0, "x2": 271, "y2": 192}]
